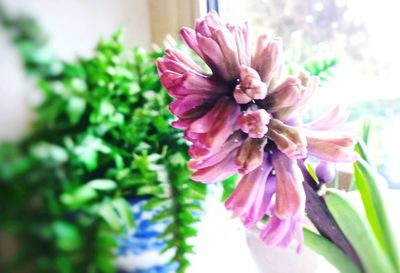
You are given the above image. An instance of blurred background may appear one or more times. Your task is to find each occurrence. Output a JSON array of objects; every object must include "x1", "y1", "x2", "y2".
[{"x1": 0, "y1": 0, "x2": 399, "y2": 273}]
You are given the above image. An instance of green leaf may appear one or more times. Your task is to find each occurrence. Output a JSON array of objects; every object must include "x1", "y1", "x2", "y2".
[
  {"x1": 87, "y1": 179, "x2": 117, "y2": 191},
  {"x1": 30, "y1": 142, "x2": 68, "y2": 163},
  {"x1": 153, "y1": 208, "x2": 173, "y2": 222},
  {"x1": 61, "y1": 186, "x2": 98, "y2": 209},
  {"x1": 143, "y1": 198, "x2": 171, "y2": 210},
  {"x1": 220, "y1": 174, "x2": 240, "y2": 201},
  {"x1": 180, "y1": 226, "x2": 197, "y2": 237},
  {"x1": 303, "y1": 228, "x2": 361, "y2": 273},
  {"x1": 354, "y1": 139, "x2": 374, "y2": 167},
  {"x1": 52, "y1": 221, "x2": 82, "y2": 251},
  {"x1": 361, "y1": 118, "x2": 371, "y2": 145},
  {"x1": 111, "y1": 198, "x2": 135, "y2": 229},
  {"x1": 305, "y1": 161, "x2": 319, "y2": 183},
  {"x1": 67, "y1": 96, "x2": 86, "y2": 124},
  {"x1": 95, "y1": 251, "x2": 116, "y2": 273},
  {"x1": 325, "y1": 190, "x2": 396, "y2": 273},
  {"x1": 98, "y1": 201, "x2": 123, "y2": 232},
  {"x1": 353, "y1": 159, "x2": 400, "y2": 271},
  {"x1": 137, "y1": 184, "x2": 165, "y2": 196}
]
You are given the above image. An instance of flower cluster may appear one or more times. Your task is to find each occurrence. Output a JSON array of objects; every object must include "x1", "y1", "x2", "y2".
[{"x1": 157, "y1": 11, "x2": 357, "y2": 251}]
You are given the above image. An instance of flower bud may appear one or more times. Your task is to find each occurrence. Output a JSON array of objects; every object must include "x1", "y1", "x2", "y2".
[
  {"x1": 315, "y1": 161, "x2": 335, "y2": 183},
  {"x1": 235, "y1": 138, "x2": 267, "y2": 174},
  {"x1": 237, "y1": 109, "x2": 271, "y2": 138},
  {"x1": 234, "y1": 65, "x2": 267, "y2": 104}
]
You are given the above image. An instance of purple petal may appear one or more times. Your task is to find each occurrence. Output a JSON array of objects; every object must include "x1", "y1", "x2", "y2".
[{"x1": 315, "y1": 161, "x2": 336, "y2": 183}]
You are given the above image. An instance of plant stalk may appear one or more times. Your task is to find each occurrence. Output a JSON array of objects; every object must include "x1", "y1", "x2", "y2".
[{"x1": 298, "y1": 160, "x2": 363, "y2": 270}]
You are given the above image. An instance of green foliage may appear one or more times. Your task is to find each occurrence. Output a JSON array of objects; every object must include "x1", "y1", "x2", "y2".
[
  {"x1": 220, "y1": 175, "x2": 240, "y2": 202},
  {"x1": 353, "y1": 157, "x2": 400, "y2": 271},
  {"x1": 304, "y1": 57, "x2": 338, "y2": 84},
  {"x1": 303, "y1": 228, "x2": 361, "y2": 273},
  {"x1": 325, "y1": 190, "x2": 396, "y2": 273},
  {"x1": 0, "y1": 12, "x2": 206, "y2": 272},
  {"x1": 361, "y1": 118, "x2": 372, "y2": 145},
  {"x1": 321, "y1": 139, "x2": 399, "y2": 273}
]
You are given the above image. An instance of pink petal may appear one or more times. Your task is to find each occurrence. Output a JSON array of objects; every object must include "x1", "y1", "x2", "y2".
[
  {"x1": 169, "y1": 94, "x2": 214, "y2": 118},
  {"x1": 235, "y1": 138, "x2": 266, "y2": 174},
  {"x1": 252, "y1": 35, "x2": 283, "y2": 86},
  {"x1": 191, "y1": 148, "x2": 239, "y2": 183},
  {"x1": 267, "y1": 119, "x2": 308, "y2": 159},
  {"x1": 213, "y1": 28, "x2": 241, "y2": 80},
  {"x1": 180, "y1": 11, "x2": 250, "y2": 82},
  {"x1": 159, "y1": 58, "x2": 188, "y2": 75},
  {"x1": 271, "y1": 151, "x2": 305, "y2": 219},
  {"x1": 268, "y1": 74, "x2": 319, "y2": 121},
  {"x1": 180, "y1": 27, "x2": 204, "y2": 59},
  {"x1": 205, "y1": 10, "x2": 223, "y2": 32},
  {"x1": 225, "y1": 154, "x2": 274, "y2": 227},
  {"x1": 266, "y1": 77, "x2": 302, "y2": 112},
  {"x1": 188, "y1": 143, "x2": 213, "y2": 159},
  {"x1": 196, "y1": 34, "x2": 231, "y2": 81},
  {"x1": 188, "y1": 131, "x2": 245, "y2": 169},
  {"x1": 234, "y1": 65, "x2": 268, "y2": 103},
  {"x1": 237, "y1": 108, "x2": 271, "y2": 138},
  {"x1": 261, "y1": 213, "x2": 304, "y2": 252},
  {"x1": 189, "y1": 97, "x2": 240, "y2": 151},
  {"x1": 171, "y1": 118, "x2": 195, "y2": 129},
  {"x1": 195, "y1": 19, "x2": 212, "y2": 38},
  {"x1": 165, "y1": 48, "x2": 205, "y2": 74},
  {"x1": 159, "y1": 70, "x2": 183, "y2": 90},
  {"x1": 233, "y1": 87, "x2": 253, "y2": 104},
  {"x1": 305, "y1": 105, "x2": 350, "y2": 131},
  {"x1": 167, "y1": 72, "x2": 228, "y2": 98},
  {"x1": 261, "y1": 215, "x2": 291, "y2": 246},
  {"x1": 305, "y1": 130, "x2": 358, "y2": 163},
  {"x1": 227, "y1": 22, "x2": 251, "y2": 66}
]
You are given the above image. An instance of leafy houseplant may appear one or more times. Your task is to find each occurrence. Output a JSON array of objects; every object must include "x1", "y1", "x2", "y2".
[{"x1": 0, "y1": 9, "x2": 206, "y2": 273}]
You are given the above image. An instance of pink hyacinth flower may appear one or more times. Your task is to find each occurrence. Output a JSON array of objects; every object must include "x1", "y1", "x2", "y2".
[{"x1": 157, "y1": 11, "x2": 358, "y2": 252}]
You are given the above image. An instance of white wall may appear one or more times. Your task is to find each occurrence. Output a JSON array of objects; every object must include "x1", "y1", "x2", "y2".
[
  {"x1": 2, "y1": 0, "x2": 151, "y2": 59},
  {"x1": 0, "y1": 0, "x2": 151, "y2": 140}
]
